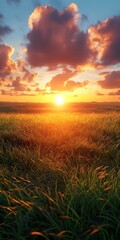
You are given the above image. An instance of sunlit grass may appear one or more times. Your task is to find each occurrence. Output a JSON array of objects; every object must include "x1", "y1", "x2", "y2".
[{"x1": 0, "y1": 112, "x2": 120, "y2": 239}]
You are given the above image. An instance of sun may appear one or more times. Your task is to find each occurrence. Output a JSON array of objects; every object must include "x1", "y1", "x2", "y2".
[{"x1": 55, "y1": 95, "x2": 65, "y2": 105}]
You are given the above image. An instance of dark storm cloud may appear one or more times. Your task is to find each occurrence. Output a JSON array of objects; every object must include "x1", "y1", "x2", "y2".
[
  {"x1": 27, "y1": 4, "x2": 94, "y2": 69},
  {"x1": 89, "y1": 16, "x2": 120, "y2": 66},
  {"x1": 98, "y1": 71, "x2": 120, "y2": 89}
]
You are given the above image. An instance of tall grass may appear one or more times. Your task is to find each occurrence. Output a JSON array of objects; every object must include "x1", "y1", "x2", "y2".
[{"x1": 0, "y1": 112, "x2": 120, "y2": 239}]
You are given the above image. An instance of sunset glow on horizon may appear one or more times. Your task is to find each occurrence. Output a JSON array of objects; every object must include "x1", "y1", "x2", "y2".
[{"x1": 55, "y1": 95, "x2": 65, "y2": 106}]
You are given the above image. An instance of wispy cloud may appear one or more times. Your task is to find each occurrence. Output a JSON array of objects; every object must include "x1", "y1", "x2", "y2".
[
  {"x1": 6, "y1": 0, "x2": 20, "y2": 4},
  {"x1": 0, "y1": 13, "x2": 13, "y2": 42}
]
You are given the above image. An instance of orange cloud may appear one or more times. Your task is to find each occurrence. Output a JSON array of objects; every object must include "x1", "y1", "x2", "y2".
[
  {"x1": 17, "y1": 59, "x2": 38, "y2": 82},
  {"x1": 46, "y1": 68, "x2": 89, "y2": 92},
  {"x1": 0, "y1": 51, "x2": 38, "y2": 96},
  {"x1": 0, "y1": 44, "x2": 16, "y2": 80},
  {"x1": 89, "y1": 16, "x2": 120, "y2": 66},
  {"x1": 108, "y1": 90, "x2": 120, "y2": 96}
]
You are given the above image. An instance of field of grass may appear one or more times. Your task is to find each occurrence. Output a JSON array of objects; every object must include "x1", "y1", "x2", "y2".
[{"x1": 0, "y1": 104, "x2": 120, "y2": 239}]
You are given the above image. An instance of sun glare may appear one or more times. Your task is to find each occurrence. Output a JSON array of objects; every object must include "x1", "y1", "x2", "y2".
[{"x1": 55, "y1": 95, "x2": 65, "y2": 105}]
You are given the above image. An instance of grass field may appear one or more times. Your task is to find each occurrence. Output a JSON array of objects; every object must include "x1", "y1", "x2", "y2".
[{"x1": 0, "y1": 103, "x2": 120, "y2": 239}]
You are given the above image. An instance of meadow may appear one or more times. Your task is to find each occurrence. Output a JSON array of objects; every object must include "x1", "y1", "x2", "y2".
[{"x1": 0, "y1": 102, "x2": 120, "y2": 239}]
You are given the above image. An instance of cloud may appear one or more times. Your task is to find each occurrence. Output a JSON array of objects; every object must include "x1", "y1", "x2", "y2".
[
  {"x1": 0, "y1": 26, "x2": 12, "y2": 40},
  {"x1": 96, "y1": 89, "x2": 120, "y2": 96},
  {"x1": 46, "y1": 68, "x2": 76, "y2": 91},
  {"x1": 11, "y1": 77, "x2": 27, "y2": 92},
  {"x1": 0, "y1": 88, "x2": 36, "y2": 96},
  {"x1": 0, "y1": 14, "x2": 13, "y2": 42},
  {"x1": 81, "y1": 14, "x2": 88, "y2": 23},
  {"x1": 0, "y1": 89, "x2": 10, "y2": 95},
  {"x1": 89, "y1": 16, "x2": 120, "y2": 66},
  {"x1": 108, "y1": 89, "x2": 120, "y2": 96},
  {"x1": 17, "y1": 59, "x2": 38, "y2": 82},
  {"x1": 5, "y1": 75, "x2": 34, "y2": 93},
  {"x1": 0, "y1": 44, "x2": 16, "y2": 79},
  {"x1": 99, "y1": 71, "x2": 110, "y2": 76},
  {"x1": 98, "y1": 71, "x2": 120, "y2": 89},
  {"x1": 6, "y1": 0, "x2": 20, "y2": 4},
  {"x1": 96, "y1": 92, "x2": 105, "y2": 96},
  {"x1": 0, "y1": 14, "x2": 3, "y2": 20},
  {"x1": 64, "y1": 79, "x2": 88, "y2": 91},
  {"x1": 26, "y1": 4, "x2": 94, "y2": 69},
  {"x1": 5, "y1": 61, "x2": 38, "y2": 91},
  {"x1": 27, "y1": 6, "x2": 120, "y2": 70},
  {"x1": 46, "y1": 68, "x2": 88, "y2": 91},
  {"x1": 0, "y1": 46, "x2": 39, "y2": 96}
]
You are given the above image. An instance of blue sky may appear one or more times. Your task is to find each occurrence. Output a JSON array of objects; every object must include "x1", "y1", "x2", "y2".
[{"x1": 0, "y1": 0, "x2": 120, "y2": 102}]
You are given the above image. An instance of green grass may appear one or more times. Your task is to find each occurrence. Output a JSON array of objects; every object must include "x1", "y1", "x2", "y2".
[{"x1": 0, "y1": 111, "x2": 120, "y2": 239}]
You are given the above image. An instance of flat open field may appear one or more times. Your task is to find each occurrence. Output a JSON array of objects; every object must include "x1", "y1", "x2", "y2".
[{"x1": 0, "y1": 103, "x2": 120, "y2": 239}]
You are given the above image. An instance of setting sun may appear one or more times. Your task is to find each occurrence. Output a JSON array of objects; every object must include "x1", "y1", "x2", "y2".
[{"x1": 55, "y1": 95, "x2": 65, "y2": 105}]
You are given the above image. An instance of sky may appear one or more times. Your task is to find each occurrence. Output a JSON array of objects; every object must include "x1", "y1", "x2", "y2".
[{"x1": 0, "y1": 0, "x2": 120, "y2": 103}]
